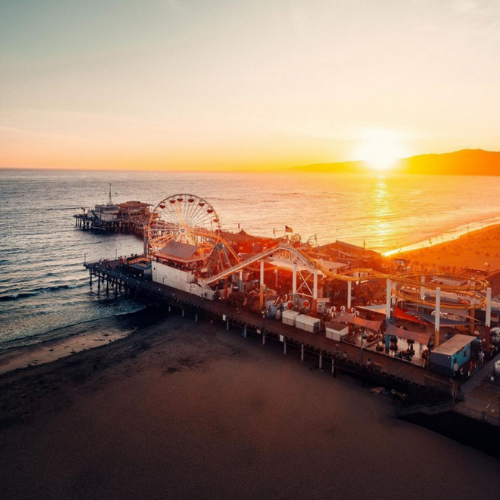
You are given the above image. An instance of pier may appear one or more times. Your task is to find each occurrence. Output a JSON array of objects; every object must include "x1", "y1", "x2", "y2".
[
  {"x1": 80, "y1": 192, "x2": 500, "y2": 429},
  {"x1": 85, "y1": 260, "x2": 460, "y2": 407}
]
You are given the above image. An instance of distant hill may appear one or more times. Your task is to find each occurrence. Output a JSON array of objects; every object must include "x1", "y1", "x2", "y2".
[{"x1": 295, "y1": 149, "x2": 500, "y2": 176}]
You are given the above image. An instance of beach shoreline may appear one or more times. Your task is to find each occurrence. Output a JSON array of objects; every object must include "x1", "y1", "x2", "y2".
[
  {"x1": 383, "y1": 216, "x2": 500, "y2": 257},
  {"x1": 388, "y1": 222, "x2": 500, "y2": 282},
  {"x1": 0, "y1": 307, "x2": 165, "y2": 376}
]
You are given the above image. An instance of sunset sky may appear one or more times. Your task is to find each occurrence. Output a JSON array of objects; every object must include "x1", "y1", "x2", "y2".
[{"x1": 1, "y1": 0, "x2": 499, "y2": 171}]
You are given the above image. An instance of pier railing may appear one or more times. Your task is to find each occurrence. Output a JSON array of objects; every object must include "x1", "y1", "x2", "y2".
[
  {"x1": 454, "y1": 404, "x2": 500, "y2": 427},
  {"x1": 395, "y1": 399, "x2": 454, "y2": 418}
]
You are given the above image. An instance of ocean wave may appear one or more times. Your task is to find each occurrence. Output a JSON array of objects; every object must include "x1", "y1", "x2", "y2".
[
  {"x1": 0, "y1": 283, "x2": 87, "y2": 302},
  {"x1": 46, "y1": 207, "x2": 82, "y2": 211},
  {"x1": 0, "y1": 292, "x2": 38, "y2": 301},
  {"x1": 36, "y1": 283, "x2": 87, "y2": 295}
]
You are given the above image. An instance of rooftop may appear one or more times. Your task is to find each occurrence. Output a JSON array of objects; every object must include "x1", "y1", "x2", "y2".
[
  {"x1": 159, "y1": 241, "x2": 201, "y2": 262},
  {"x1": 432, "y1": 334, "x2": 474, "y2": 356}
]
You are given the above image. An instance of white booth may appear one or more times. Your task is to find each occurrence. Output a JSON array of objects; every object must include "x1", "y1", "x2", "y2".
[
  {"x1": 296, "y1": 314, "x2": 320, "y2": 333},
  {"x1": 282, "y1": 310, "x2": 300, "y2": 327},
  {"x1": 325, "y1": 321, "x2": 349, "y2": 341}
]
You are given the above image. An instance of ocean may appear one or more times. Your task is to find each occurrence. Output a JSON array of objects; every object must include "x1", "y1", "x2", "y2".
[{"x1": 1, "y1": 169, "x2": 500, "y2": 351}]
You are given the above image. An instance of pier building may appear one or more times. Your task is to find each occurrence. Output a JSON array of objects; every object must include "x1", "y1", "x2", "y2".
[{"x1": 74, "y1": 185, "x2": 151, "y2": 234}]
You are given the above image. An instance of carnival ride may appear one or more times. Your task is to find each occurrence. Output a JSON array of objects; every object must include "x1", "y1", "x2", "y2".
[
  {"x1": 392, "y1": 274, "x2": 488, "y2": 310},
  {"x1": 147, "y1": 193, "x2": 240, "y2": 272}
]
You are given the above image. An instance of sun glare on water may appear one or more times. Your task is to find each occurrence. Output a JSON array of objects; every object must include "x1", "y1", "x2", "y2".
[{"x1": 356, "y1": 129, "x2": 410, "y2": 171}]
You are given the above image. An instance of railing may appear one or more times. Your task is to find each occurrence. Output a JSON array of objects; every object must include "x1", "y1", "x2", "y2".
[
  {"x1": 395, "y1": 399, "x2": 454, "y2": 417},
  {"x1": 454, "y1": 404, "x2": 500, "y2": 427},
  {"x1": 469, "y1": 359, "x2": 484, "y2": 377}
]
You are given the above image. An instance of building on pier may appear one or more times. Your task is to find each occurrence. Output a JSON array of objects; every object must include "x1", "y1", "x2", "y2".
[
  {"x1": 74, "y1": 200, "x2": 151, "y2": 234},
  {"x1": 311, "y1": 240, "x2": 383, "y2": 270}
]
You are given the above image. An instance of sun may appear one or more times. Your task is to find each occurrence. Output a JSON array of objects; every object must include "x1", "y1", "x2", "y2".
[{"x1": 355, "y1": 128, "x2": 410, "y2": 171}]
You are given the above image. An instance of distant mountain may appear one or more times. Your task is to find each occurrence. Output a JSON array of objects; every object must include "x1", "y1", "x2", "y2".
[{"x1": 295, "y1": 149, "x2": 500, "y2": 176}]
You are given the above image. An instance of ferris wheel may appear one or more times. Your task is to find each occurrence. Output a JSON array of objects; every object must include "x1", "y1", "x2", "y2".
[{"x1": 147, "y1": 194, "x2": 222, "y2": 254}]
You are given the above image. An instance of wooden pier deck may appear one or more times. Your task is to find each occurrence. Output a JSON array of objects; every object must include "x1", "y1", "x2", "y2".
[{"x1": 85, "y1": 260, "x2": 454, "y2": 403}]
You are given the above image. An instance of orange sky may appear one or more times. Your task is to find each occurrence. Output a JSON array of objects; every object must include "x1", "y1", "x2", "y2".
[{"x1": 1, "y1": 1, "x2": 499, "y2": 171}]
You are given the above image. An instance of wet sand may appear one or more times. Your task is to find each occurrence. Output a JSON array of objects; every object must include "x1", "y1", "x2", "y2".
[
  {"x1": 0, "y1": 325, "x2": 130, "y2": 375},
  {"x1": 1, "y1": 314, "x2": 499, "y2": 500}
]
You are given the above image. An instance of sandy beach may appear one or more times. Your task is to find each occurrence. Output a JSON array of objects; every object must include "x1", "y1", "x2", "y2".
[
  {"x1": 1, "y1": 311, "x2": 500, "y2": 500},
  {"x1": 393, "y1": 223, "x2": 500, "y2": 280}
]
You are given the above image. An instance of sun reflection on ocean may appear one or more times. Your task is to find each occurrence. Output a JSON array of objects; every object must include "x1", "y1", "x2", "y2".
[{"x1": 369, "y1": 176, "x2": 396, "y2": 248}]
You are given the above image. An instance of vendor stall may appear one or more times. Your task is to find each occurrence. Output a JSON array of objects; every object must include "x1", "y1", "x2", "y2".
[
  {"x1": 429, "y1": 334, "x2": 473, "y2": 377},
  {"x1": 282, "y1": 310, "x2": 300, "y2": 327},
  {"x1": 325, "y1": 321, "x2": 349, "y2": 341},
  {"x1": 295, "y1": 314, "x2": 320, "y2": 333}
]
